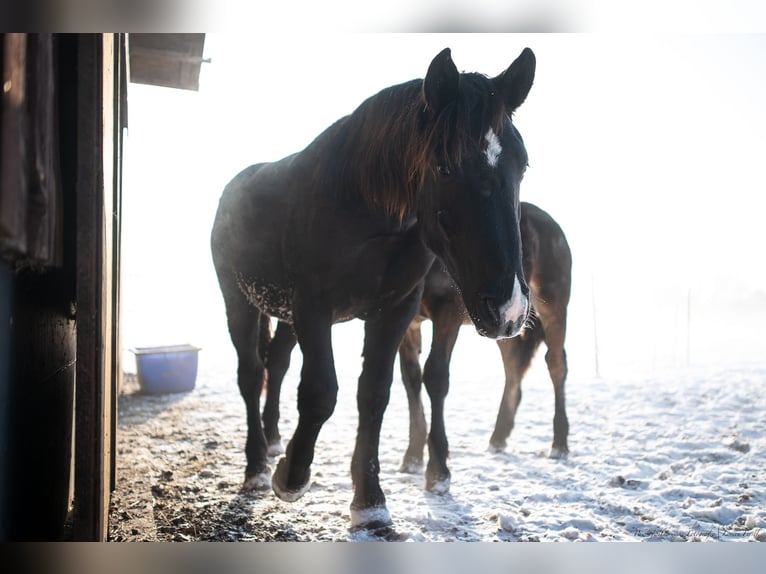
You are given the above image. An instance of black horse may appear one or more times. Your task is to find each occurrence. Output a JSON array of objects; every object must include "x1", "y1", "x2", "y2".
[
  {"x1": 263, "y1": 203, "x2": 572, "y2": 495},
  {"x1": 211, "y1": 47, "x2": 536, "y2": 529},
  {"x1": 398, "y1": 202, "x2": 572, "y2": 493}
]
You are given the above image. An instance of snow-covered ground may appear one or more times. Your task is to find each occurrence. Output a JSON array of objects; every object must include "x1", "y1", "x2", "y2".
[{"x1": 181, "y1": 319, "x2": 765, "y2": 542}]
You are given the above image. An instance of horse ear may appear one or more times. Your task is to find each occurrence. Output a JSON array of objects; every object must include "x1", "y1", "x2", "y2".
[
  {"x1": 423, "y1": 47, "x2": 459, "y2": 114},
  {"x1": 494, "y1": 47, "x2": 536, "y2": 113}
]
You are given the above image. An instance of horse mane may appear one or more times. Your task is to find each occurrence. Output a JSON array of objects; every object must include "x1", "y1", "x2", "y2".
[{"x1": 311, "y1": 72, "x2": 510, "y2": 221}]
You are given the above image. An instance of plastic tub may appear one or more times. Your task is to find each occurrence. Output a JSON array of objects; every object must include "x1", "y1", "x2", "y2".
[{"x1": 130, "y1": 344, "x2": 201, "y2": 394}]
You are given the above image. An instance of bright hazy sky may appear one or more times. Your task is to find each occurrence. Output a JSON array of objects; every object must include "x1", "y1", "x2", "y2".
[
  {"x1": 133, "y1": 34, "x2": 766, "y2": 289},
  {"x1": 122, "y1": 33, "x2": 766, "y2": 372}
]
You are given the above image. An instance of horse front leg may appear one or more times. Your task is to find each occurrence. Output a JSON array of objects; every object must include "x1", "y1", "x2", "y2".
[
  {"x1": 422, "y1": 305, "x2": 461, "y2": 494},
  {"x1": 398, "y1": 319, "x2": 427, "y2": 473},
  {"x1": 351, "y1": 290, "x2": 422, "y2": 530},
  {"x1": 272, "y1": 304, "x2": 337, "y2": 502},
  {"x1": 263, "y1": 321, "x2": 298, "y2": 456}
]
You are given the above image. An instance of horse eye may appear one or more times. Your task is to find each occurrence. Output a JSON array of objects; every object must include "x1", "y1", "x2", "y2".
[
  {"x1": 437, "y1": 164, "x2": 451, "y2": 176},
  {"x1": 437, "y1": 209, "x2": 453, "y2": 236}
]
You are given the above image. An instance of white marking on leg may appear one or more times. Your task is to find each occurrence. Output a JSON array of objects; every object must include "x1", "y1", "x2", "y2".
[
  {"x1": 488, "y1": 441, "x2": 506, "y2": 454},
  {"x1": 499, "y1": 275, "x2": 528, "y2": 324},
  {"x1": 349, "y1": 506, "x2": 392, "y2": 529},
  {"x1": 243, "y1": 469, "x2": 272, "y2": 491},
  {"x1": 484, "y1": 128, "x2": 502, "y2": 167},
  {"x1": 399, "y1": 460, "x2": 423, "y2": 474},
  {"x1": 549, "y1": 446, "x2": 568, "y2": 460},
  {"x1": 428, "y1": 477, "x2": 451, "y2": 495}
]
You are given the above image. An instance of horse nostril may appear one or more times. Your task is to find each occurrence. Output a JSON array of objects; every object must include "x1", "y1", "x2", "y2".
[{"x1": 482, "y1": 296, "x2": 500, "y2": 325}]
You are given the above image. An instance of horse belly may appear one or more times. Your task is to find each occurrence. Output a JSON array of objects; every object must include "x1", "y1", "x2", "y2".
[{"x1": 235, "y1": 271, "x2": 293, "y2": 322}]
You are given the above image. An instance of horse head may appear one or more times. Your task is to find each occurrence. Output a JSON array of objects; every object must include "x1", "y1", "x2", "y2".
[{"x1": 417, "y1": 47, "x2": 535, "y2": 339}]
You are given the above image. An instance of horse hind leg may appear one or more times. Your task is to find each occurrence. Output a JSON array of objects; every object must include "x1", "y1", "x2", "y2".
[
  {"x1": 398, "y1": 320, "x2": 427, "y2": 473},
  {"x1": 263, "y1": 321, "x2": 298, "y2": 456},
  {"x1": 490, "y1": 327, "x2": 541, "y2": 452},
  {"x1": 225, "y1": 300, "x2": 272, "y2": 490},
  {"x1": 543, "y1": 312, "x2": 569, "y2": 459},
  {"x1": 421, "y1": 309, "x2": 462, "y2": 494}
]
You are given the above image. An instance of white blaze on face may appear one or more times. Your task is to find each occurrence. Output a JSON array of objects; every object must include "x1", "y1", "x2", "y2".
[
  {"x1": 484, "y1": 128, "x2": 502, "y2": 168},
  {"x1": 499, "y1": 275, "x2": 528, "y2": 325}
]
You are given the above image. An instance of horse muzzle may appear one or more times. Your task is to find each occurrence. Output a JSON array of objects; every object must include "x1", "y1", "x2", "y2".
[{"x1": 472, "y1": 275, "x2": 529, "y2": 339}]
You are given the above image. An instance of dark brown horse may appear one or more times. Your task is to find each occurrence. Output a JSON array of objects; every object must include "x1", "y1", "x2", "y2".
[
  {"x1": 398, "y1": 202, "x2": 572, "y2": 493},
  {"x1": 211, "y1": 47, "x2": 536, "y2": 529},
  {"x1": 261, "y1": 202, "x2": 571, "y2": 496}
]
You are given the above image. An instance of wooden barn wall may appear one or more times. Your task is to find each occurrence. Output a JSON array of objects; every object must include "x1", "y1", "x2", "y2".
[
  {"x1": 0, "y1": 33, "x2": 77, "y2": 542},
  {"x1": 72, "y1": 32, "x2": 122, "y2": 542},
  {"x1": 0, "y1": 33, "x2": 125, "y2": 541}
]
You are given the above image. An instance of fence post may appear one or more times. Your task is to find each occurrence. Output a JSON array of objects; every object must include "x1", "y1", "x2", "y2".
[{"x1": 591, "y1": 273, "x2": 600, "y2": 378}]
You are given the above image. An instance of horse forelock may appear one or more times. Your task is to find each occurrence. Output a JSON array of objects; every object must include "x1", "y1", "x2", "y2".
[
  {"x1": 319, "y1": 72, "x2": 511, "y2": 221},
  {"x1": 414, "y1": 73, "x2": 509, "y2": 195}
]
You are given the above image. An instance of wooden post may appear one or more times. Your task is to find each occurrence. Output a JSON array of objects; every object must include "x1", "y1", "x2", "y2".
[
  {"x1": 73, "y1": 33, "x2": 116, "y2": 542},
  {"x1": 591, "y1": 273, "x2": 600, "y2": 378},
  {"x1": 110, "y1": 33, "x2": 127, "y2": 493},
  {"x1": 686, "y1": 287, "x2": 691, "y2": 368}
]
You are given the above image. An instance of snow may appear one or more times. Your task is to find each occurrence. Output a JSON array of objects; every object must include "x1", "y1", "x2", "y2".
[{"x1": 191, "y1": 319, "x2": 766, "y2": 542}]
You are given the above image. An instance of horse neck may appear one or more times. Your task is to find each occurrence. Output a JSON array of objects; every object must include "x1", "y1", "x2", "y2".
[{"x1": 310, "y1": 82, "x2": 423, "y2": 221}]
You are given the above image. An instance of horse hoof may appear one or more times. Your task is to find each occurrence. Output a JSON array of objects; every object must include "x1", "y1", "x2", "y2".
[
  {"x1": 271, "y1": 458, "x2": 311, "y2": 502},
  {"x1": 426, "y1": 476, "x2": 451, "y2": 495},
  {"x1": 488, "y1": 440, "x2": 507, "y2": 454},
  {"x1": 398, "y1": 458, "x2": 423, "y2": 474},
  {"x1": 549, "y1": 446, "x2": 569, "y2": 460},
  {"x1": 425, "y1": 467, "x2": 451, "y2": 494},
  {"x1": 349, "y1": 506, "x2": 392, "y2": 530},
  {"x1": 487, "y1": 438, "x2": 508, "y2": 454},
  {"x1": 267, "y1": 441, "x2": 285, "y2": 457},
  {"x1": 242, "y1": 469, "x2": 272, "y2": 491}
]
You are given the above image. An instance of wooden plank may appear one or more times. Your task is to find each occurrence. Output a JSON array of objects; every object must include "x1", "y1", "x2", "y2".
[
  {"x1": 27, "y1": 33, "x2": 63, "y2": 266},
  {"x1": 101, "y1": 32, "x2": 115, "y2": 536},
  {"x1": 0, "y1": 33, "x2": 28, "y2": 256},
  {"x1": 128, "y1": 33, "x2": 206, "y2": 91},
  {"x1": 73, "y1": 31, "x2": 104, "y2": 542},
  {"x1": 73, "y1": 33, "x2": 116, "y2": 542},
  {"x1": 110, "y1": 33, "x2": 127, "y2": 494},
  {"x1": 0, "y1": 33, "x2": 64, "y2": 267}
]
